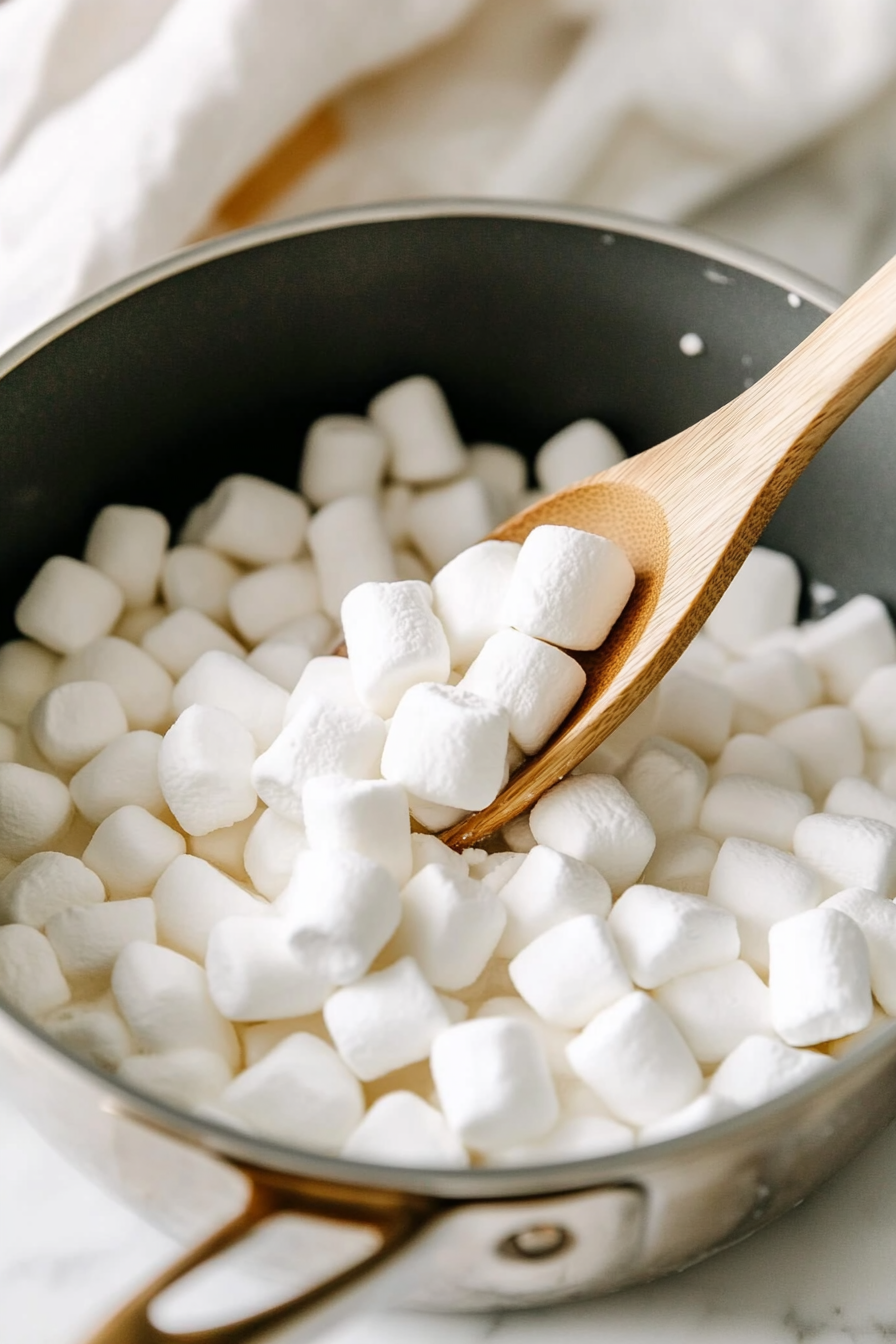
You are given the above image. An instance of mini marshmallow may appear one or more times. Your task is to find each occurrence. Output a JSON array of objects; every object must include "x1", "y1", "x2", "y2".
[
  {"x1": 307, "y1": 496, "x2": 396, "y2": 618},
  {"x1": 69, "y1": 731, "x2": 166, "y2": 824},
  {"x1": 509, "y1": 914, "x2": 632, "y2": 1028},
  {"x1": 573, "y1": 690, "x2": 659, "y2": 776},
  {"x1": 500, "y1": 813, "x2": 537, "y2": 853},
  {"x1": 673, "y1": 633, "x2": 730, "y2": 681},
  {"x1": 243, "y1": 809, "x2": 307, "y2": 899},
  {"x1": 161, "y1": 546, "x2": 242, "y2": 624},
  {"x1": 381, "y1": 482, "x2": 413, "y2": 546},
  {"x1": 56, "y1": 637, "x2": 173, "y2": 732},
  {"x1": 285, "y1": 657, "x2": 361, "y2": 719},
  {"x1": 187, "y1": 806, "x2": 261, "y2": 881},
  {"x1": 768, "y1": 907, "x2": 872, "y2": 1046},
  {"x1": 620, "y1": 736, "x2": 708, "y2": 837},
  {"x1": 724, "y1": 649, "x2": 821, "y2": 734},
  {"x1": 638, "y1": 1093, "x2": 739, "y2": 1145},
  {"x1": 407, "y1": 478, "x2": 495, "y2": 572},
  {"x1": 475, "y1": 996, "x2": 575, "y2": 1078},
  {"x1": 453, "y1": 955, "x2": 515, "y2": 1008},
  {"x1": 245, "y1": 639, "x2": 312, "y2": 692},
  {"x1": 468, "y1": 443, "x2": 527, "y2": 499},
  {"x1": 654, "y1": 961, "x2": 772, "y2": 1064},
  {"x1": 430, "y1": 1016, "x2": 559, "y2": 1150},
  {"x1": 206, "y1": 917, "x2": 330, "y2": 1021},
  {"x1": 851, "y1": 665, "x2": 896, "y2": 748},
  {"x1": 381, "y1": 683, "x2": 508, "y2": 811},
  {"x1": 825, "y1": 776, "x2": 896, "y2": 829},
  {"x1": 707, "y1": 837, "x2": 822, "y2": 971},
  {"x1": 0, "y1": 924, "x2": 70, "y2": 1016},
  {"x1": 397, "y1": 864, "x2": 506, "y2": 991},
  {"x1": 430, "y1": 540, "x2": 521, "y2": 670},
  {"x1": 459, "y1": 630, "x2": 586, "y2": 755},
  {"x1": 141, "y1": 609, "x2": 245, "y2": 678},
  {"x1": 44, "y1": 997, "x2": 133, "y2": 1072},
  {"x1": 227, "y1": 561, "x2": 320, "y2": 646},
  {"x1": 699, "y1": 775, "x2": 813, "y2": 850},
  {"x1": 115, "y1": 605, "x2": 167, "y2": 643},
  {"x1": 793, "y1": 812, "x2": 896, "y2": 896},
  {"x1": 173, "y1": 651, "x2": 287, "y2": 752},
  {"x1": 239, "y1": 1013, "x2": 328, "y2": 1068},
  {"x1": 801, "y1": 595, "x2": 896, "y2": 703},
  {"x1": 408, "y1": 796, "x2": 469, "y2": 832},
  {"x1": 488, "y1": 1114, "x2": 636, "y2": 1166},
  {"x1": 496, "y1": 845, "x2": 612, "y2": 957},
  {"x1": 368, "y1": 375, "x2": 467, "y2": 484},
  {"x1": 503, "y1": 525, "x2": 635, "y2": 652},
  {"x1": 342, "y1": 1091, "x2": 469, "y2": 1166},
  {"x1": 534, "y1": 418, "x2": 626, "y2": 493},
  {"x1": 112, "y1": 940, "x2": 238, "y2": 1064},
  {"x1": 768, "y1": 706, "x2": 864, "y2": 802},
  {"x1": 0, "y1": 852, "x2": 105, "y2": 927},
  {"x1": 302, "y1": 775, "x2": 411, "y2": 886},
  {"x1": 267, "y1": 611, "x2": 334, "y2": 656},
  {"x1": 119, "y1": 1048, "x2": 233, "y2": 1110},
  {"x1": 708, "y1": 1034, "x2": 833, "y2": 1108},
  {"x1": 0, "y1": 640, "x2": 59, "y2": 727},
  {"x1": 152, "y1": 855, "x2": 265, "y2": 961},
  {"x1": 822, "y1": 887, "x2": 896, "y2": 1016},
  {"x1": 711, "y1": 733, "x2": 803, "y2": 792},
  {"x1": 277, "y1": 849, "x2": 401, "y2": 985},
  {"x1": 15, "y1": 555, "x2": 124, "y2": 655},
  {"x1": 410, "y1": 833, "x2": 469, "y2": 880},
  {"x1": 195, "y1": 474, "x2": 309, "y2": 565},
  {"x1": 529, "y1": 775, "x2": 655, "y2": 894},
  {"x1": 0, "y1": 763, "x2": 73, "y2": 861},
  {"x1": 323, "y1": 956, "x2": 451, "y2": 1080},
  {"x1": 608, "y1": 885, "x2": 739, "y2": 988},
  {"x1": 30, "y1": 680, "x2": 128, "y2": 772},
  {"x1": 705, "y1": 546, "x2": 801, "y2": 654},
  {"x1": 218, "y1": 1033, "x2": 363, "y2": 1149},
  {"x1": 566, "y1": 991, "x2": 702, "y2": 1127},
  {"x1": 300, "y1": 415, "x2": 388, "y2": 505},
  {"x1": 641, "y1": 832, "x2": 719, "y2": 896},
  {"x1": 46, "y1": 898, "x2": 156, "y2": 987},
  {"x1": 342, "y1": 580, "x2": 450, "y2": 717},
  {"x1": 84, "y1": 505, "x2": 170, "y2": 608},
  {"x1": 652, "y1": 672, "x2": 733, "y2": 760},
  {"x1": 252, "y1": 697, "x2": 386, "y2": 824},
  {"x1": 82, "y1": 805, "x2": 186, "y2": 898},
  {"x1": 471, "y1": 850, "x2": 526, "y2": 893},
  {"x1": 159, "y1": 705, "x2": 257, "y2": 836}
]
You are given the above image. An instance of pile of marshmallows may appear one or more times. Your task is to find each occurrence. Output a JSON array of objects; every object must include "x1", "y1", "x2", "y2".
[{"x1": 2, "y1": 373, "x2": 896, "y2": 1171}]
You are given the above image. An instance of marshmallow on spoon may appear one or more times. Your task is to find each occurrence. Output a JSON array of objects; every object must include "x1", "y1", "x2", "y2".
[
  {"x1": 0, "y1": 640, "x2": 58, "y2": 727},
  {"x1": 300, "y1": 415, "x2": 388, "y2": 506},
  {"x1": 503, "y1": 525, "x2": 635, "y2": 651},
  {"x1": 307, "y1": 496, "x2": 396, "y2": 619},
  {"x1": 620, "y1": 736, "x2": 708, "y2": 837},
  {"x1": 608, "y1": 884, "x2": 739, "y2": 988},
  {"x1": 161, "y1": 546, "x2": 242, "y2": 626},
  {"x1": 83, "y1": 506, "x2": 170, "y2": 609},
  {"x1": 368, "y1": 375, "x2": 467, "y2": 485},
  {"x1": 29, "y1": 680, "x2": 128, "y2": 773},
  {"x1": 69, "y1": 731, "x2": 167, "y2": 824},
  {"x1": 342, "y1": 580, "x2": 450, "y2": 718},
  {"x1": 0, "y1": 763, "x2": 73, "y2": 861},
  {"x1": 430, "y1": 539, "x2": 521, "y2": 670},
  {"x1": 323, "y1": 956, "x2": 451, "y2": 1080},
  {"x1": 15, "y1": 556, "x2": 124, "y2": 655},
  {"x1": 707, "y1": 837, "x2": 822, "y2": 972},
  {"x1": 194, "y1": 474, "x2": 309, "y2": 566},
  {"x1": 534, "y1": 418, "x2": 626, "y2": 493},
  {"x1": 509, "y1": 913, "x2": 632, "y2": 1028},
  {"x1": 397, "y1": 863, "x2": 507, "y2": 991},
  {"x1": 302, "y1": 775, "x2": 412, "y2": 887},
  {"x1": 704, "y1": 546, "x2": 801, "y2": 654},
  {"x1": 529, "y1": 775, "x2": 655, "y2": 894},
  {"x1": 699, "y1": 774, "x2": 813, "y2": 850},
  {"x1": 768, "y1": 907, "x2": 872, "y2": 1046},
  {"x1": 0, "y1": 852, "x2": 105, "y2": 927},
  {"x1": 459, "y1": 629, "x2": 586, "y2": 755},
  {"x1": 56, "y1": 637, "x2": 174, "y2": 733},
  {"x1": 380, "y1": 683, "x2": 509, "y2": 812},
  {"x1": 496, "y1": 844, "x2": 612, "y2": 958}
]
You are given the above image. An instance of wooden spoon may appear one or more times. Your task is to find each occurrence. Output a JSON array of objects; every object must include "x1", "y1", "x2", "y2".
[{"x1": 439, "y1": 253, "x2": 896, "y2": 851}]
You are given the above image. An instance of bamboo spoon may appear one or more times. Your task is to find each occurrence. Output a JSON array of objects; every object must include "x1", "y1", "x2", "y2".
[{"x1": 439, "y1": 253, "x2": 896, "y2": 851}]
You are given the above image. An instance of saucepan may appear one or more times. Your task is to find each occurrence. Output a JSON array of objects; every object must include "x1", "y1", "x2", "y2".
[{"x1": 2, "y1": 201, "x2": 896, "y2": 1343}]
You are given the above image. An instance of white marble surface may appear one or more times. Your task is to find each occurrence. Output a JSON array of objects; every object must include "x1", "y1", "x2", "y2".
[{"x1": 5, "y1": 1078, "x2": 896, "y2": 1344}]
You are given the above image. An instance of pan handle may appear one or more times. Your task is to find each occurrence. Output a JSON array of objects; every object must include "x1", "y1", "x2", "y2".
[{"x1": 81, "y1": 1162, "x2": 441, "y2": 1344}]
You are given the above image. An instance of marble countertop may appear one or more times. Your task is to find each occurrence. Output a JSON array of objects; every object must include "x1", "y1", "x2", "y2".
[{"x1": 4, "y1": 1081, "x2": 896, "y2": 1344}]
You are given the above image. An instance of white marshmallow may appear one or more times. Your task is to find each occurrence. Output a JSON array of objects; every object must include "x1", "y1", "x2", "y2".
[
  {"x1": 410, "y1": 833, "x2": 469, "y2": 880},
  {"x1": 707, "y1": 837, "x2": 822, "y2": 971},
  {"x1": 141, "y1": 609, "x2": 245, "y2": 678},
  {"x1": 173, "y1": 651, "x2": 287, "y2": 753},
  {"x1": 724, "y1": 649, "x2": 821, "y2": 734},
  {"x1": 15, "y1": 556, "x2": 124, "y2": 655},
  {"x1": 0, "y1": 763, "x2": 73, "y2": 861},
  {"x1": 323, "y1": 956, "x2": 451, "y2": 1080},
  {"x1": 82, "y1": 806, "x2": 186, "y2": 898},
  {"x1": 638, "y1": 1092, "x2": 739, "y2": 1145},
  {"x1": 119, "y1": 1048, "x2": 233, "y2": 1111},
  {"x1": 496, "y1": 845, "x2": 611, "y2": 957},
  {"x1": 112, "y1": 940, "x2": 239, "y2": 1064},
  {"x1": 161, "y1": 546, "x2": 242, "y2": 625},
  {"x1": 243, "y1": 809, "x2": 307, "y2": 899},
  {"x1": 768, "y1": 907, "x2": 872, "y2": 1046},
  {"x1": 534, "y1": 418, "x2": 626, "y2": 493},
  {"x1": 430, "y1": 1016, "x2": 559, "y2": 1150},
  {"x1": 566, "y1": 991, "x2": 702, "y2": 1126},
  {"x1": 705, "y1": 546, "x2": 801, "y2": 654},
  {"x1": 44, "y1": 998, "x2": 133, "y2": 1072},
  {"x1": 793, "y1": 812, "x2": 896, "y2": 896},
  {"x1": 83, "y1": 506, "x2": 170, "y2": 608},
  {"x1": 768, "y1": 706, "x2": 864, "y2": 802},
  {"x1": 343, "y1": 1091, "x2": 469, "y2": 1167},
  {"x1": 252, "y1": 697, "x2": 386, "y2": 825},
  {"x1": 503, "y1": 525, "x2": 635, "y2": 652},
  {"x1": 245, "y1": 639, "x2": 312, "y2": 692},
  {"x1": 397, "y1": 864, "x2": 506, "y2": 991},
  {"x1": 56, "y1": 637, "x2": 173, "y2": 732},
  {"x1": 152, "y1": 854, "x2": 265, "y2": 961},
  {"x1": 475, "y1": 996, "x2": 575, "y2": 1078},
  {"x1": 302, "y1": 775, "x2": 411, "y2": 887},
  {"x1": 468, "y1": 443, "x2": 527, "y2": 499},
  {"x1": 654, "y1": 961, "x2": 772, "y2": 1064},
  {"x1": 195, "y1": 474, "x2": 309, "y2": 566},
  {"x1": 300, "y1": 415, "x2": 388, "y2": 505},
  {"x1": 620, "y1": 736, "x2": 708, "y2": 837},
  {"x1": 239, "y1": 1013, "x2": 328, "y2": 1068},
  {"x1": 500, "y1": 812, "x2": 537, "y2": 853},
  {"x1": 342, "y1": 580, "x2": 450, "y2": 717},
  {"x1": 801, "y1": 595, "x2": 896, "y2": 703},
  {"x1": 187, "y1": 807, "x2": 260, "y2": 881},
  {"x1": 608, "y1": 884, "x2": 739, "y2": 988},
  {"x1": 470, "y1": 850, "x2": 526, "y2": 893},
  {"x1": 822, "y1": 887, "x2": 896, "y2": 1016},
  {"x1": 266, "y1": 611, "x2": 334, "y2": 657},
  {"x1": 115, "y1": 605, "x2": 167, "y2": 644},
  {"x1": 573, "y1": 690, "x2": 659, "y2": 776},
  {"x1": 46, "y1": 898, "x2": 156, "y2": 988},
  {"x1": 851, "y1": 665, "x2": 896, "y2": 748},
  {"x1": 408, "y1": 796, "x2": 469, "y2": 832},
  {"x1": 206, "y1": 916, "x2": 329, "y2": 1021},
  {"x1": 711, "y1": 733, "x2": 803, "y2": 792},
  {"x1": 29, "y1": 680, "x2": 128, "y2": 772},
  {"x1": 368, "y1": 375, "x2": 467, "y2": 484},
  {"x1": 307, "y1": 496, "x2": 396, "y2": 619},
  {"x1": 227, "y1": 561, "x2": 320, "y2": 647},
  {"x1": 653, "y1": 672, "x2": 733, "y2": 760},
  {"x1": 828, "y1": 1006, "x2": 895, "y2": 1058},
  {"x1": 869, "y1": 748, "x2": 896, "y2": 798},
  {"x1": 673, "y1": 633, "x2": 730, "y2": 682},
  {"x1": 509, "y1": 914, "x2": 632, "y2": 1028},
  {"x1": 708, "y1": 1034, "x2": 833, "y2": 1108},
  {"x1": 459, "y1": 630, "x2": 586, "y2": 755},
  {"x1": 529, "y1": 775, "x2": 655, "y2": 895},
  {"x1": 0, "y1": 924, "x2": 70, "y2": 1017},
  {"x1": 285, "y1": 656, "x2": 361, "y2": 719},
  {"x1": 641, "y1": 832, "x2": 719, "y2": 896},
  {"x1": 381, "y1": 482, "x2": 413, "y2": 546},
  {"x1": 699, "y1": 775, "x2": 813, "y2": 850},
  {"x1": 69, "y1": 731, "x2": 166, "y2": 824},
  {"x1": 825, "y1": 776, "x2": 896, "y2": 828},
  {"x1": 219, "y1": 1033, "x2": 363, "y2": 1149},
  {"x1": 0, "y1": 640, "x2": 59, "y2": 727},
  {"x1": 407, "y1": 478, "x2": 495, "y2": 572},
  {"x1": 0, "y1": 852, "x2": 105, "y2": 927},
  {"x1": 488, "y1": 1114, "x2": 636, "y2": 1165},
  {"x1": 381, "y1": 683, "x2": 508, "y2": 812},
  {"x1": 430, "y1": 540, "x2": 521, "y2": 670},
  {"x1": 159, "y1": 705, "x2": 257, "y2": 837},
  {"x1": 277, "y1": 849, "x2": 401, "y2": 985}
]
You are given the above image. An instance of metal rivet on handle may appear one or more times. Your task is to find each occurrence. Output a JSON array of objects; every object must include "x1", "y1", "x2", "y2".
[{"x1": 498, "y1": 1224, "x2": 573, "y2": 1260}]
